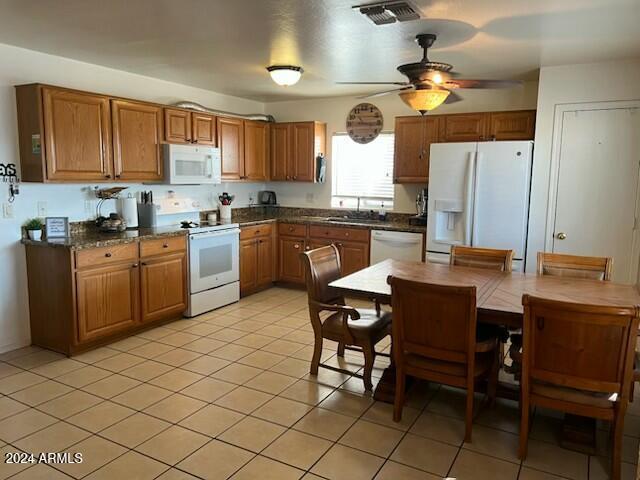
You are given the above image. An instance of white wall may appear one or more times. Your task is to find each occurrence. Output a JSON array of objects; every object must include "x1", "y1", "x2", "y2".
[
  {"x1": 526, "y1": 59, "x2": 640, "y2": 272},
  {"x1": 265, "y1": 81, "x2": 539, "y2": 213},
  {"x1": 0, "y1": 43, "x2": 267, "y2": 353}
]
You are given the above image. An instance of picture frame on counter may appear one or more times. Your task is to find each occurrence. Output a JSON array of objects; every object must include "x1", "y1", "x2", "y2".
[{"x1": 44, "y1": 217, "x2": 69, "y2": 238}]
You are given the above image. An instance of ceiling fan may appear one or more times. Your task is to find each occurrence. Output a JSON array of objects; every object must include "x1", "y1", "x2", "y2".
[{"x1": 338, "y1": 33, "x2": 521, "y2": 114}]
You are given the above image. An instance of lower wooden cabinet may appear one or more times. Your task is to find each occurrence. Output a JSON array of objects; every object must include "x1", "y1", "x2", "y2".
[
  {"x1": 25, "y1": 235, "x2": 188, "y2": 355},
  {"x1": 140, "y1": 252, "x2": 187, "y2": 323},
  {"x1": 76, "y1": 262, "x2": 139, "y2": 343},
  {"x1": 338, "y1": 241, "x2": 369, "y2": 276},
  {"x1": 240, "y1": 224, "x2": 275, "y2": 296},
  {"x1": 279, "y1": 236, "x2": 306, "y2": 284}
]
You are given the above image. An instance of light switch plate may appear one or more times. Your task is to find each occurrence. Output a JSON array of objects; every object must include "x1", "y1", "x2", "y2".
[
  {"x1": 37, "y1": 201, "x2": 47, "y2": 217},
  {"x1": 3, "y1": 203, "x2": 14, "y2": 219}
]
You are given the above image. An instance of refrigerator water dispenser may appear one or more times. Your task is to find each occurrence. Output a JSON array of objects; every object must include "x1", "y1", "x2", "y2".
[{"x1": 433, "y1": 199, "x2": 465, "y2": 245}]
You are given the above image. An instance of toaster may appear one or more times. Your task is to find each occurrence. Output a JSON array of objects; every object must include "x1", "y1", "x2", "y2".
[{"x1": 258, "y1": 191, "x2": 277, "y2": 205}]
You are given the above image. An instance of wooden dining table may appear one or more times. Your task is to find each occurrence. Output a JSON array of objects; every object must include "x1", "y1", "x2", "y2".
[{"x1": 328, "y1": 259, "x2": 640, "y2": 452}]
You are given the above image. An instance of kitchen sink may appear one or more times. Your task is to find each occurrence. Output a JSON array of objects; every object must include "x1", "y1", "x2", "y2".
[{"x1": 325, "y1": 216, "x2": 384, "y2": 224}]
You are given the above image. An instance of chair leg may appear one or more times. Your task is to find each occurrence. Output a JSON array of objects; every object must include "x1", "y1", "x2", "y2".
[
  {"x1": 611, "y1": 409, "x2": 625, "y2": 480},
  {"x1": 519, "y1": 398, "x2": 530, "y2": 459},
  {"x1": 362, "y1": 341, "x2": 375, "y2": 391},
  {"x1": 488, "y1": 349, "x2": 499, "y2": 405},
  {"x1": 464, "y1": 384, "x2": 474, "y2": 443},
  {"x1": 393, "y1": 368, "x2": 405, "y2": 422},
  {"x1": 310, "y1": 334, "x2": 323, "y2": 375},
  {"x1": 337, "y1": 342, "x2": 345, "y2": 357}
]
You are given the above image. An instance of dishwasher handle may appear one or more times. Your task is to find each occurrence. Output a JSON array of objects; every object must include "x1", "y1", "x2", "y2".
[{"x1": 371, "y1": 230, "x2": 423, "y2": 245}]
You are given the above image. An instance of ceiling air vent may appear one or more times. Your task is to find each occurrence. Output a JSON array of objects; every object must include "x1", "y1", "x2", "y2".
[{"x1": 354, "y1": 1, "x2": 421, "y2": 25}]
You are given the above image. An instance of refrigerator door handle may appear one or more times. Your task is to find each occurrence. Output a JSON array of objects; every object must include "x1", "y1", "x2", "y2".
[
  {"x1": 471, "y1": 151, "x2": 482, "y2": 246},
  {"x1": 463, "y1": 151, "x2": 476, "y2": 246}
]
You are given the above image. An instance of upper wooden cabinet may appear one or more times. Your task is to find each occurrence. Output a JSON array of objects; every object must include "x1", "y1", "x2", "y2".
[
  {"x1": 487, "y1": 110, "x2": 536, "y2": 140},
  {"x1": 244, "y1": 120, "x2": 270, "y2": 181},
  {"x1": 393, "y1": 109, "x2": 536, "y2": 183},
  {"x1": 16, "y1": 85, "x2": 113, "y2": 182},
  {"x1": 393, "y1": 116, "x2": 440, "y2": 183},
  {"x1": 111, "y1": 99, "x2": 163, "y2": 181},
  {"x1": 270, "y1": 121, "x2": 326, "y2": 182},
  {"x1": 217, "y1": 116, "x2": 245, "y2": 180},
  {"x1": 163, "y1": 107, "x2": 216, "y2": 145},
  {"x1": 439, "y1": 112, "x2": 487, "y2": 142}
]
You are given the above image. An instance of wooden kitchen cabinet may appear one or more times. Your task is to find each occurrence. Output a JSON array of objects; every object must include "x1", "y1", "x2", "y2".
[
  {"x1": 217, "y1": 116, "x2": 245, "y2": 180},
  {"x1": 270, "y1": 123, "x2": 290, "y2": 181},
  {"x1": 140, "y1": 252, "x2": 187, "y2": 323},
  {"x1": 393, "y1": 116, "x2": 439, "y2": 183},
  {"x1": 16, "y1": 84, "x2": 113, "y2": 182},
  {"x1": 111, "y1": 99, "x2": 163, "y2": 181},
  {"x1": 164, "y1": 107, "x2": 216, "y2": 145},
  {"x1": 240, "y1": 224, "x2": 275, "y2": 295},
  {"x1": 244, "y1": 120, "x2": 270, "y2": 181},
  {"x1": 439, "y1": 112, "x2": 487, "y2": 142},
  {"x1": 191, "y1": 112, "x2": 217, "y2": 145},
  {"x1": 24, "y1": 235, "x2": 188, "y2": 355},
  {"x1": 164, "y1": 108, "x2": 192, "y2": 144},
  {"x1": 487, "y1": 110, "x2": 536, "y2": 140},
  {"x1": 279, "y1": 237, "x2": 306, "y2": 284},
  {"x1": 338, "y1": 241, "x2": 369, "y2": 276},
  {"x1": 393, "y1": 109, "x2": 536, "y2": 183},
  {"x1": 76, "y1": 262, "x2": 139, "y2": 343},
  {"x1": 270, "y1": 121, "x2": 326, "y2": 182}
]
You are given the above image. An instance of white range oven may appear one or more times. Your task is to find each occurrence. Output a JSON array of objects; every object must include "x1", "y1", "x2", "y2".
[{"x1": 185, "y1": 222, "x2": 240, "y2": 317}]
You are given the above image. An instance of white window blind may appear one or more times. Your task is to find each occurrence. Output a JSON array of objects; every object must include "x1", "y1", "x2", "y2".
[{"x1": 332, "y1": 133, "x2": 395, "y2": 205}]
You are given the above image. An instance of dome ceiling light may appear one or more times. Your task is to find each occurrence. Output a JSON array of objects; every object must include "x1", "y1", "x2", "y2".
[{"x1": 267, "y1": 65, "x2": 304, "y2": 86}]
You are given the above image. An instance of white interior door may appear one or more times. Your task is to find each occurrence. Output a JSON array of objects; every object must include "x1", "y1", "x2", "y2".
[{"x1": 552, "y1": 107, "x2": 640, "y2": 283}]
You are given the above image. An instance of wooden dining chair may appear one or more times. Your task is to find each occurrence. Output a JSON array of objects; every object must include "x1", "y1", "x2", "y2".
[
  {"x1": 536, "y1": 252, "x2": 613, "y2": 281},
  {"x1": 301, "y1": 245, "x2": 391, "y2": 390},
  {"x1": 510, "y1": 252, "x2": 616, "y2": 379},
  {"x1": 387, "y1": 276, "x2": 500, "y2": 442},
  {"x1": 519, "y1": 295, "x2": 639, "y2": 480},
  {"x1": 450, "y1": 245, "x2": 515, "y2": 272}
]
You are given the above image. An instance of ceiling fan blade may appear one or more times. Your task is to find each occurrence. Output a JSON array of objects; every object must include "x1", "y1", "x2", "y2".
[
  {"x1": 337, "y1": 81, "x2": 410, "y2": 86},
  {"x1": 444, "y1": 79, "x2": 522, "y2": 89},
  {"x1": 444, "y1": 91, "x2": 463, "y2": 104},
  {"x1": 358, "y1": 86, "x2": 413, "y2": 99}
]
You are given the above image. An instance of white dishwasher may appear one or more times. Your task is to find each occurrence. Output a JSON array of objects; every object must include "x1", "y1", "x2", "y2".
[{"x1": 370, "y1": 230, "x2": 424, "y2": 264}]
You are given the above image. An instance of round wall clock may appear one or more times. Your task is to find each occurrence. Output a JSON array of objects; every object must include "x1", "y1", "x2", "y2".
[{"x1": 346, "y1": 103, "x2": 383, "y2": 144}]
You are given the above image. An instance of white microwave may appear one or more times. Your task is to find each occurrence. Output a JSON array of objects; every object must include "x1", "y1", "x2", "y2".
[{"x1": 163, "y1": 144, "x2": 221, "y2": 184}]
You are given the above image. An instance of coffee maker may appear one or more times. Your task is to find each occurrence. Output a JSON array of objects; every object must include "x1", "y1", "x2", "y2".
[{"x1": 409, "y1": 188, "x2": 428, "y2": 226}]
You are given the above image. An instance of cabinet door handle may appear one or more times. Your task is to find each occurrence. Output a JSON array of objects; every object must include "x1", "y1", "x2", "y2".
[
  {"x1": 286, "y1": 175, "x2": 290, "y2": 180},
  {"x1": 293, "y1": 176, "x2": 297, "y2": 180},
  {"x1": 294, "y1": 244, "x2": 300, "y2": 249},
  {"x1": 115, "y1": 174, "x2": 121, "y2": 178},
  {"x1": 105, "y1": 252, "x2": 112, "y2": 258},
  {"x1": 104, "y1": 174, "x2": 112, "y2": 179},
  {"x1": 132, "y1": 263, "x2": 139, "y2": 268},
  {"x1": 162, "y1": 243, "x2": 169, "y2": 248}
]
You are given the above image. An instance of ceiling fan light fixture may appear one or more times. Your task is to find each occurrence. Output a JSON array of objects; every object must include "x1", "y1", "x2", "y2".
[
  {"x1": 399, "y1": 88, "x2": 449, "y2": 114},
  {"x1": 267, "y1": 65, "x2": 303, "y2": 86}
]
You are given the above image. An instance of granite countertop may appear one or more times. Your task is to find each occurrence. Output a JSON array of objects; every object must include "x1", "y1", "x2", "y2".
[
  {"x1": 21, "y1": 226, "x2": 187, "y2": 250},
  {"x1": 235, "y1": 213, "x2": 427, "y2": 234},
  {"x1": 21, "y1": 207, "x2": 426, "y2": 250}
]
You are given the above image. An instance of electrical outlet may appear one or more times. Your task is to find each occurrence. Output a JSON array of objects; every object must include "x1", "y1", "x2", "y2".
[
  {"x1": 37, "y1": 201, "x2": 47, "y2": 217},
  {"x1": 3, "y1": 203, "x2": 14, "y2": 219}
]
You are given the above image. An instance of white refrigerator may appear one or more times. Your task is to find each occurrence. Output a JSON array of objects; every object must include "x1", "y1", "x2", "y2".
[{"x1": 426, "y1": 141, "x2": 533, "y2": 272}]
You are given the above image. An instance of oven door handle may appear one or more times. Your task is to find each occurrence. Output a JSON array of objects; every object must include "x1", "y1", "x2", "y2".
[{"x1": 189, "y1": 228, "x2": 241, "y2": 241}]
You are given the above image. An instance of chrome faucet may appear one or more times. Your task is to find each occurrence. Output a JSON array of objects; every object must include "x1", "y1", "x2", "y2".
[{"x1": 356, "y1": 197, "x2": 361, "y2": 213}]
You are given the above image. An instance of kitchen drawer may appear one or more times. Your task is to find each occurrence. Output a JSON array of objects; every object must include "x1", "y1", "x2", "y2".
[
  {"x1": 240, "y1": 223, "x2": 273, "y2": 240},
  {"x1": 278, "y1": 223, "x2": 307, "y2": 237},
  {"x1": 140, "y1": 235, "x2": 187, "y2": 258},
  {"x1": 308, "y1": 225, "x2": 369, "y2": 243},
  {"x1": 76, "y1": 243, "x2": 138, "y2": 269}
]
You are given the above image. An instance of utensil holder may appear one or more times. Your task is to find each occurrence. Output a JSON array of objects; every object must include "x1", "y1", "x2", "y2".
[{"x1": 219, "y1": 204, "x2": 232, "y2": 220}]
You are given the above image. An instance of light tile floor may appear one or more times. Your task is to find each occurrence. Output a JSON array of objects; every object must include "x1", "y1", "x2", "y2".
[{"x1": 0, "y1": 287, "x2": 638, "y2": 479}]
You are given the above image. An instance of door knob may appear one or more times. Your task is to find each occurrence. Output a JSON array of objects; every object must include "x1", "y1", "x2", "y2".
[{"x1": 556, "y1": 232, "x2": 567, "y2": 240}]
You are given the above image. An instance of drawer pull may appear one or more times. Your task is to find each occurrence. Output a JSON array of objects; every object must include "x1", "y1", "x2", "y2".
[
  {"x1": 162, "y1": 243, "x2": 169, "y2": 248},
  {"x1": 345, "y1": 232, "x2": 350, "y2": 237},
  {"x1": 132, "y1": 263, "x2": 139, "y2": 268},
  {"x1": 294, "y1": 244, "x2": 300, "y2": 249},
  {"x1": 105, "y1": 252, "x2": 112, "y2": 258}
]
